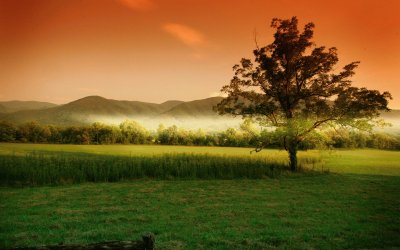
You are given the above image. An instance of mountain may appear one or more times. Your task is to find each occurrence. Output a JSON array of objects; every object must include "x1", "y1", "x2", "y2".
[
  {"x1": 0, "y1": 96, "x2": 197, "y2": 126},
  {"x1": 159, "y1": 100, "x2": 185, "y2": 112},
  {"x1": 0, "y1": 101, "x2": 58, "y2": 113},
  {"x1": 0, "y1": 104, "x2": 7, "y2": 113},
  {"x1": 54, "y1": 96, "x2": 164, "y2": 116},
  {"x1": 161, "y1": 97, "x2": 223, "y2": 118}
]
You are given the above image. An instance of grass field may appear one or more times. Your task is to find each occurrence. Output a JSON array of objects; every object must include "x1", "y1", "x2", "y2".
[
  {"x1": 1, "y1": 143, "x2": 399, "y2": 176},
  {"x1": 0, "y1": 143, "x2": 399, "y2": 249}
]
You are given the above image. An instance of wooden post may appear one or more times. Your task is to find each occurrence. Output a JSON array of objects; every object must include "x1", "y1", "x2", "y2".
[{"x1": 142, "y1": 232, "x2": 155, "y2": 250}]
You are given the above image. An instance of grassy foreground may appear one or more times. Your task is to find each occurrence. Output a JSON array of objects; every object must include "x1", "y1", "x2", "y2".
[
  {"x1": 1, "y1": 177, "x2": 399, "y2": 249},
  {"x1": 0, "y1": 144, "x2": 399, "y2": 249}
]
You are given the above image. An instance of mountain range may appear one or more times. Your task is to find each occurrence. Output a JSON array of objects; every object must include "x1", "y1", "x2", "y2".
[
  {"x1": 0, "y1": 96, "x2": 399, "y2": 132},
  {"x1": 0, "y1": 96, "x2": 238, "y2": 130}
]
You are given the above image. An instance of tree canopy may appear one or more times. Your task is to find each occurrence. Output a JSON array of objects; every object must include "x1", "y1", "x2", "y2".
[{"x1": 216, "y1": 17, "x2": 392, "y2": 171}]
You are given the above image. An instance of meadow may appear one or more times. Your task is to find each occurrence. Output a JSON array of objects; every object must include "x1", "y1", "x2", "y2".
[
  {"x1": 0, "y1": 143, "x2": 311, "y2": 186},
  {"x1": 0, "y1": 143, "x2": 399, "y2": 249}
]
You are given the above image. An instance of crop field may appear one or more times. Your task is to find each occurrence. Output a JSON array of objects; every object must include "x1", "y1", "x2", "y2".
[{"x1": 0, "y1": 143, "x2": 399, "y2": 249}]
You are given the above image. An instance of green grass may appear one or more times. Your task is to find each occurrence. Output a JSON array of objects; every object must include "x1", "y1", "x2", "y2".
[
  {"x1": 0, "y1": 143, "x2": 399, "y2": 249},
  {"x1": 322, "y1": 149, "x2": 400, "y2": 176},
  {"x1": 1, "y1": 177, "x2": 399, "y2": 249},
  {"x1": 0, "y1": 153, "x2": 285, "y2": 185}
]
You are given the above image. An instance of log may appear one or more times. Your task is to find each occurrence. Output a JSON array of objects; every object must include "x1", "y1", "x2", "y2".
[{"x1": 9, "y1": 232, "x2": 155, "y2": 250}]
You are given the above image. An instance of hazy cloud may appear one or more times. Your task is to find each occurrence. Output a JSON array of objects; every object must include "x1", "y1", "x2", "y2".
[
  {"x1": 163, "y1": 23, "x2": 205, "y2": 47},
  {"x1": 117, "y1": 0, "x2": 156, "y2": 11}
]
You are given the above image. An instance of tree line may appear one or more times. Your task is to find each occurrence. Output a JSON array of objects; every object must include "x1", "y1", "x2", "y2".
[{"x1": 0, "y1": 120, "x2": 399, "y2": 150}]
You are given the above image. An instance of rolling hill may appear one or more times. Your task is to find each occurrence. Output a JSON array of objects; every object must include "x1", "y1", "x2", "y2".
[
  {"x1": 54, "y1": 96, "x2": 165, "y2": 116},
  {"x1": 0, "y1": 100, "x2": 58, "y2": 113},
  {"x1": 0, "y1": 104, "x2": 7, "y2": 113},
  {"x1": 0, "y1": 96, "x2": 225, "y2": 127},
  {"x1": 161, "y1": 97, "x2": 223, "y2": 118},
  {"x1": 159, "y1": 100, "x2": 185, "y2": 112}
]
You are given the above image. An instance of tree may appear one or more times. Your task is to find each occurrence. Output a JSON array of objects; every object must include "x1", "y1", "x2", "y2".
[
  {"x1": 48, "y1": 125, "x2": 62, "y2": 144},
  {"x1": 119, "y1": 120, "x2": 149, "y2": 144},
  {"x1": 89, "y1": 122, "x2": 118, "y2": 144},
  {"x1": 192, "y1": 128, "x2": 207, "y2": 146},
  {"x1": 239, "y1": 119, "x2": 260, "y2": 146},
  {"x1": 216, "y1": 17, "x2": 391, "y2": 171},
  {"x1": 219, "y1": 128, "x2": 241, "y2": 147},
  {"x1": 156, "y1": 125, "x2": 179, "y2": 145},
  {"x1": 0, "y1": 121, "x2": 17, "y2": 142},
  {"x1": 17, "y1": 122, "x2": 51, "y2": 143},
  {"x1": 90, "y1": 122, "x2": 103, "y2": 144}
]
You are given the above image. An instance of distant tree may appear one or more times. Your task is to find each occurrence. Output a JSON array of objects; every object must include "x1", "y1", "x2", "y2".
[
  {"x1": 239, "y1": 119, "x2": 260, "y2": 146},
  {"x1": 192, "y1": 128, "x2": 208, "y2": 146},
  {"x1": 89, "y1": 122, "x2": 118, "y2": 144},
  {"x1": 0, "y1": 121, "x2": 17, "y2": 142},
  {"x1": 177, "y1": 128, "x2": 193, "y2": 145},
  {"x1": 17, "y1": 122, "x2": 51, "y2": 143},
  {"x1": 367, "y1": 133, "x2": 400, "y2": 150},
  {"x1": 90, "y1": 122, "x2": 103, "y2": 144},
  {"x1": 108, "y1": 126, "x2": 121, "y2": 144},
  {"x1": 216, "y1": 17, "x2": 391, "y2": 171},
  {"x1": 157, "y1": 125, "x2": 179, "y2": 145},
  {"x1": 219, "y1": 128, "x2": 242, "y2": 147},
  {"x1": 48, "y1": 125, "x2": 62, "y2": 144},
  {"x1": 80, "y1": 128, "x2": 91, "y2": 144},
  {"x1": 61, "y1": 126, "x2": 90, "y2": 144},
  {"x1": 99, "y1": 125, "x2": 119, "y2": 144},
  {"x1": 119, "y1": 120, "x2": 149, "y2": 144}
]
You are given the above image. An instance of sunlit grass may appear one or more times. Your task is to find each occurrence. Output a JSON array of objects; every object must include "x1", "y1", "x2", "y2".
[
  {"x1": 321, "y1": 149, "x2": 400, "y2": 176},
  {"x1": 0, "y1": 143, "x2": 284, "y2": 157},
  {"x1": 0, "y1": 143, "x2": 399, "y2": 176}
]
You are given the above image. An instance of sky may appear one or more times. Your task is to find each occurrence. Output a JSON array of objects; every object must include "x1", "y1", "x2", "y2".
[{"x1": 0, "y1": 0, "x2": 399, "y2": 108}]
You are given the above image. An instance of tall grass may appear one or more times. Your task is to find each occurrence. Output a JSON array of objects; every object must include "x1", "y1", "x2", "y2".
[{"x1": 0, "y1": 153, "x2": 301, "y2": 186}]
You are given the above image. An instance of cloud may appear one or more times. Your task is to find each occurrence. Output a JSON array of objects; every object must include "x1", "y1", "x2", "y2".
[
  {"x1": 117, "y1": 0, "x2": 156, "y2": 11},
  {"x1": 163, "y1": 23, "x2": 205, "y2": 47}
]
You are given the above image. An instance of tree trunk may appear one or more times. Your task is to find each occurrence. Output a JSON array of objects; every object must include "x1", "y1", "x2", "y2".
[{"x1": 288, "y1": 140, "x2": 297, "y2": 171}]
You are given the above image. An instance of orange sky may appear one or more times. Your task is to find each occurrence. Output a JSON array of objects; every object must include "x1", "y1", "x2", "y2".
[{"x1": 1, "y1": 0, "x2": 399, "y2": 108}]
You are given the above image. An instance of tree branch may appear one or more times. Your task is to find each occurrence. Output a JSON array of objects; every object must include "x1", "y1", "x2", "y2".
[{"x1": 298, "y1": 118, "x2": 336, "y2": 139}]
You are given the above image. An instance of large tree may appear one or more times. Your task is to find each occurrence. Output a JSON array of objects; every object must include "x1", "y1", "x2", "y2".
[{"x1": 216, "y1": 17, "x2": 391, "y2": 171}]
